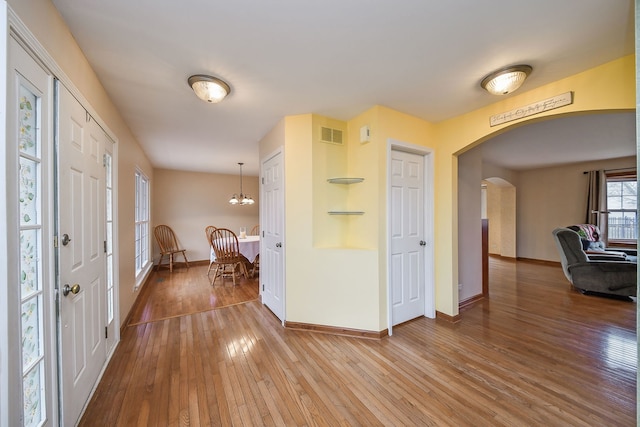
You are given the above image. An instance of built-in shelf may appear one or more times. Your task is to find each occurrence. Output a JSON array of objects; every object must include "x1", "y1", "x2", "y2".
[
  {"x1": 328, "y1": 211, "x2": 365, "y2": 215},
  {"x1": 327, "y1": 177, "x2": 364, "y2": 215},
  {"x1": 327, "y1": 177, "x2": 364, "y2": 184}
]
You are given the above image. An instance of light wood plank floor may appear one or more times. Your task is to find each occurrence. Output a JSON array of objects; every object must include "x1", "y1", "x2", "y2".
[
  {"x1": 79, "y1": 258, "x2": 636, "y2": 426},
  {"x1": 128, "y1": 264, "x2": 259, "y2": 325}
]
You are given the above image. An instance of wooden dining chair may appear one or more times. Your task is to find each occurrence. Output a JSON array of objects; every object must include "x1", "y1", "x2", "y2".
[
  {"x1": 154, "y1": 225, "x2": 189, "y2": 272},
  {"x1": 204, "y1": 225, "x2": 217, "y2": 275},
  {"x1": 209, "y1": 228, "x2": 249, "y2": 285},
  {"x1": 248, "y1": 225, "x2": 260, "y2": 277},
  {"x1": 251, "y1": 254, "x2": 260, "y2": 278}
]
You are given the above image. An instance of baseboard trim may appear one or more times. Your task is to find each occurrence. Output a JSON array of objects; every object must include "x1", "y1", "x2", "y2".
[
  {"x1": 489, "y1": 254, "x2": 516, "y2": 262},
  {"x1": 121, "y1": 272, "x2": 156, "y2": 333},
  {"x1": 490, "y1": 254, "x2": 561, "y2": 267},
  {"x1": 435, "y1": 311, "x2": 462, "y2": 323},
  {"x1": 516, "y1": 257, "x2": 561, "y2": 267},
  {"x1": 284, "y1": 321, "x2": 388, "y2": 340},
  {"x1": 459, "y1": 293, "x2": 484, "y2": 310}
]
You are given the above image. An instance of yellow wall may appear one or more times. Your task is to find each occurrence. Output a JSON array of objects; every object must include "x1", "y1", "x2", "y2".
[
  {"x1": 270, "y1": 108, "x2": 436, "y2": 331},
  {"x1": 281, "y1": 115, "x2": 378, "y2": 330},
  {"x1": 433, "y1": 55, "x2": 635, "y2": 316},
  {"x1": 274, "y1": 55, "x2": 635, "y2": 331}
]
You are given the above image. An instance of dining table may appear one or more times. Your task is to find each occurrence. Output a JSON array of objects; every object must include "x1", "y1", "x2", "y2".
[{"x1": 210, "y1": 234, "x2": 260, "y2": 263}]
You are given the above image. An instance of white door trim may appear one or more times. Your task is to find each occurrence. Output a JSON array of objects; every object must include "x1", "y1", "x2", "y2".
[
  {"x1": 1, "y1": 5, "x2": 12, "y2": 425},
  {"x1": 386, "y1": 139, "x2": 435, "y2": 335}
]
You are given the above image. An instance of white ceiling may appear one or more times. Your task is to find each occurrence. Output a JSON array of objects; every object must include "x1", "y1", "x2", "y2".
[
  {"x1": 49, "y1": 0, "x2": 636, "y2": 176},
  {"x1": 478, "y1": 112, "x2": 636, "y2": 171}
]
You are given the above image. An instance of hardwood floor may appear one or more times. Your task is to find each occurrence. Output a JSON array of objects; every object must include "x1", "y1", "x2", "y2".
[
  {"x1": 127, "y1": 264, "x2": 259, "y2": 325},
  {"x1": 79, "y1": 258, "x2": 636, "y2": 426}
]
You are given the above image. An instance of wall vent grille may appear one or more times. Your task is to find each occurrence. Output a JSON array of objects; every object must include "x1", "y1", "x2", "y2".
[{"x1": 320, "y1": 126, "x2": 343, "y2": 145}]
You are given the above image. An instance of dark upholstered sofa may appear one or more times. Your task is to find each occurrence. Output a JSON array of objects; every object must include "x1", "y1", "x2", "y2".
[
  {"x1": 566, "y1": 223, "x2": 637, "y2": 262},
  {"x1": 552, "y1": 227, "x2": 637, "y2": 297}
]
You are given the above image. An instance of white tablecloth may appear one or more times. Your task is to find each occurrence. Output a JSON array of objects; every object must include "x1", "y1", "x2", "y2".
[{"x1": 210, "y1": 235, "x2": 260, "y2": 263}]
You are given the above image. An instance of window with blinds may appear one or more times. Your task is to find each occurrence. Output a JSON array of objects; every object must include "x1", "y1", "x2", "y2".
[{"x1": 606, "y1": 170, "x2": 637, "y2": 245}]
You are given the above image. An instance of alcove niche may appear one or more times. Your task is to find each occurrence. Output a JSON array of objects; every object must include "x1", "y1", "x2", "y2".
[{"x1": 311, "y1": 115, "x2": 369, "y2": 249}]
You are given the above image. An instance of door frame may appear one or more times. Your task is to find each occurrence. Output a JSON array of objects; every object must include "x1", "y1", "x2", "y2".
[{"x1": 386, "y1": 139, "x2": 435, "y2": 335}]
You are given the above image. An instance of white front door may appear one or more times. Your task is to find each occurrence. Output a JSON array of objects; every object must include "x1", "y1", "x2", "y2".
[
  {"x1": 261, "y1": 150, "x2": 285, "y2": 321},
  {"x1": 390, "y1": 149, "x2": 426, "y2": 325},
  {"x1": 56, "y1": 82, "x2": 108, "y2": 425}
]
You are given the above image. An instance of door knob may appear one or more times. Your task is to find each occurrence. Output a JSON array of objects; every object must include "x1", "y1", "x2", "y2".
[
  {"x1": 63, "y1": 283, "x2": 81, "y2": 297},
  {"x1": 419, "y1": 240, "x2": 426, "y2": 246},
  {"x1": 61, "y1": 234, "x2": 71, "y2": 246},
  {"x1": 276, "y1": 242, "x2": 282, "y2": 248}
]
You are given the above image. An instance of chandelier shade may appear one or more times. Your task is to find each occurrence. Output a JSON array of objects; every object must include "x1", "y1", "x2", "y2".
[
  {"x1": 229, "y1": 162, "x2": 254, "y2": 205},
  {"x1": 188, "y1": 74, "x2": 230, "y2": 103},
  {"x1": 480, "y1": 65, "x2": 532, "y2": 95}
]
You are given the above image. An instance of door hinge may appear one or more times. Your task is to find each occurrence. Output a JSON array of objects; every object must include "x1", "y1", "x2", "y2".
[
  {"x1": 105, "y1": 326, "x2": 108, "y2": 339},
  {"x1": 261, "y1": 177, "x2": 264, "y2": 184},
  {"x1": 103, "y1": 154, "x2": 107, "y2": 167},
  {"x1": 53, "y1": 235, "x2": 59, "y2": 248},
  {"x1": 104, "y1": 240, "x2": 107, "y2": 253},
  {"x1": 262, "y1": 284, "x2": 265, "y2": 291}
]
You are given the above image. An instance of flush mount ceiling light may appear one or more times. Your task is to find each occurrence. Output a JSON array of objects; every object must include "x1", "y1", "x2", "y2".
[
  {"x1": 229, "y1": 162, "x2": 254, "y2": 205},
  {"x1": 188, "y1": 74, "x2": 230, "y2": 103},
  {"x1": 480, "y1": 64, "x2": 532, "y2": 95}
]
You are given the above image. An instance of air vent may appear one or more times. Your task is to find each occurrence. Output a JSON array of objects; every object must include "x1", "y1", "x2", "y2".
[{"x1": 320, "y1": 126, "x2": 343, "y2": 145}]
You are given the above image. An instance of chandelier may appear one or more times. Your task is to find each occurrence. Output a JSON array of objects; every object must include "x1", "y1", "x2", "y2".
[{"x1": 229, "y1": 162, "x2": 255, "y2": 205}]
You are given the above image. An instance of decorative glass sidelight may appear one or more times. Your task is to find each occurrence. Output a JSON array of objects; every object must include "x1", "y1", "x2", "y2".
[
  {"x1": 19, "y1": 84, "x2": 45, "y2": 426},
  {"x1": 105, "y1": 152, "x2": 114, "y2": 322}
]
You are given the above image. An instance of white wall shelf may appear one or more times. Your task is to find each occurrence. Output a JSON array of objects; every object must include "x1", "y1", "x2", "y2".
[
  {"x1": 328, "y1": 211, "x2": 365, "y2": 215},
  {"x1": 327, "y1": 177, "x2": 364, "y2": 215},
  {"x1": 327, "y1": 177, "x2": 364, "y2": 184}
]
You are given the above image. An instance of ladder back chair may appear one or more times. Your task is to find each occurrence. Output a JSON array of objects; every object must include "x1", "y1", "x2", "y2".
[
  {"x1": 204, "y1": 225, "x2": 217, "y2": 275},
  {"x1": 154, "y1": 225, "x2": 189, "y2": 272},
  {"x1": 249, "y1": 224, "x2": 260, "y2": 277},
  {"x1": 209, "y1": 228, "x2": 249, "y2": 286}
]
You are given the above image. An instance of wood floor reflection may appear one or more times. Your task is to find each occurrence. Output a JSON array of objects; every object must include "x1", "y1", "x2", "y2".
[
  {"x1": 128, "y1": 263, "x2": 259, "y2": 325},
  {"x1": 80, "y1": 258, "x2": 636, "y2": 426}
]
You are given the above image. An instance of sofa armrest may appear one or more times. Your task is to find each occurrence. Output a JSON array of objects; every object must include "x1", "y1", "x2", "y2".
[
  {"x1": 585, "y1": 249, "x2": 628, "y2": 261},
  {"x1": 587, "y1": 253, "x2": 627, "y2": 261},
  {"x1": 605, "y1": 247, "x2": 637, "y2": 256}
]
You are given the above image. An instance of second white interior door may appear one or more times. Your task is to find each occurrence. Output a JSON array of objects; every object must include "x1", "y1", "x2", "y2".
[
  {"x1": 390, "y1": 149, "x2": 426, "y2": 325},
  {"x1": 261, "y1": 150, "x2": 285, "y2": 321}
]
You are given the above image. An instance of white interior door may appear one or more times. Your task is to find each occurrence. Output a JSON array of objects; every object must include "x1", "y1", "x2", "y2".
[
  {"x1": 390, "y1": 149, "x2": 426, "y2": 325},
  {"x1": 57, "y1": 82, "x2": 107, "y2": 425},
  {"x1": 261, "y1": 150, "x2": 285, "y2": 321}
]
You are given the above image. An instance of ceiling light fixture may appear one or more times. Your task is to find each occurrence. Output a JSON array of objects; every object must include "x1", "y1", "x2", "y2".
[
  {"x1": 188, "y1": 74, "x2": 231, "y2": 103},
  {"x1": 480, "y1": 64, "x2": 532, "y2": 95},
  {"x1": 229, "y1": 162, "x2": 254, "y2": 205}
]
